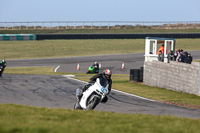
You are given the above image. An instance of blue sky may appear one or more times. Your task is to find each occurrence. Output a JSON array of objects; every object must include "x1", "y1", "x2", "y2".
[{"x1": 0, "y1": 0, "x2": 199, "y2": 22}]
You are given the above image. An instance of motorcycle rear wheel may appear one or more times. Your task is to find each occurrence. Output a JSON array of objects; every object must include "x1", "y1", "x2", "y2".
[{"x1": 74, "y1": 102, "x2": 82, "y2": 110}]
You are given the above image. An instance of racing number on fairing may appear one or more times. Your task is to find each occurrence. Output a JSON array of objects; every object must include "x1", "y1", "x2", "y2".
[
  {"x1": 101, "y1": 87, "x2": 108, "y2": 93},
  {"x1": 101, "y1": 87, "x2": 105, "y2": 93}
]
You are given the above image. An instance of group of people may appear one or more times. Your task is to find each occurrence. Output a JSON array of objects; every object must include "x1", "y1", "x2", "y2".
[
  {"x1": 167, "y1": 49, "x2": 193, "y2": 64},
  {"x1": 157, "y1": 45, "x2": 193, "y2": 64}
]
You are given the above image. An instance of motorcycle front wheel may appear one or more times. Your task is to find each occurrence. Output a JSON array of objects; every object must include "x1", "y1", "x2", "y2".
[{"x1": 86, "y1": 97, "x2": 100, "y2": 110}]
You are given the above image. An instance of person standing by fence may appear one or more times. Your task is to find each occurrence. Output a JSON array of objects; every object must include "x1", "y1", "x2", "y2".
[
  {"x1": 187, "y1": 53, "x2": 193, "y2": 64},
  {"x1": 158, "y1": 50, "x2": 164, "y2": 62}
]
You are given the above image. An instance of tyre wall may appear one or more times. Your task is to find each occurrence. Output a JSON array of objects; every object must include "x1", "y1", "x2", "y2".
[
  {"x1": 36, "y1": 33, "x2": 200, "y2": 40},
  {"x1": 0, "y1": 34, "x2": 36, "y2": 41}
]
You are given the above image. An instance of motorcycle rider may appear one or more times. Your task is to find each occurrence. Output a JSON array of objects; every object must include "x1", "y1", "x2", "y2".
[
  {"x1": 78, "y1": 69, "x2": 112, "y2": 103},
  {"x1": 0, "y1": 60, "x2": 7, "y2": 77},
  {"x1": 91, "y1": 61, "x2": 99, "y2": 73},
  {"x1": 0, "y1": 60, "x2": 7, "y2": 68}
]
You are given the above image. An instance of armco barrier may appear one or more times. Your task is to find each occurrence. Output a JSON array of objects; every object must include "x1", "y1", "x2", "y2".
[
  {"x1": 36, "y1": 33, "x2": 200, "y2": 40},
  {"x1": 0, "y1": 34, "x2": 36, "y2": 41}
]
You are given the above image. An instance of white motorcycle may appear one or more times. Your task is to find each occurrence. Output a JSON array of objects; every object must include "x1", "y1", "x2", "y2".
[{"x1": 74, "y1": 77, "x2": 109, "y2": 110}]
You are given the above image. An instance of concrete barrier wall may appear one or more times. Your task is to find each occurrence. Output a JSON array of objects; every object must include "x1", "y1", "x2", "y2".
[{"x1": 144, "y1": 60, "x2": 200, "y2": 96}]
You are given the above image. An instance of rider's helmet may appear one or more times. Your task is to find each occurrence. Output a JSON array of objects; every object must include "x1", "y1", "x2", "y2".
[
  {"x1": 2, "y1": 60, "x2": 6, "y2": 63},
  {"x1": 95, "y1": 61, "x2": 98, "y2": 65},
  {"x1": 103, "y1": 69, "x2": 112, "y2": 79}
]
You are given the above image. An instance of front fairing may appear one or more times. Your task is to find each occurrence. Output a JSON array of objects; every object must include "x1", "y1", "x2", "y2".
[
  {"x1": 88, "y1": 66, "x2": 94, "y2": 71},
  {"x1": 95, "y1": 78, "x2": 109, "y2": 95}
]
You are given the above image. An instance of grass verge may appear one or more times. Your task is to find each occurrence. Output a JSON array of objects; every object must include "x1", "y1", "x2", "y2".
[
  {"x1": 0, "y1": 39, "x2": 200, "y2": 59},
  {"x1": 0, "y1": 104, "x2": 200, "y2": 133}
]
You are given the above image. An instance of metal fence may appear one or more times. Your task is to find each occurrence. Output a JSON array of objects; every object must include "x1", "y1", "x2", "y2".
[{"x1": 0, "y1": 21, "x2": 200, "y2": 30}]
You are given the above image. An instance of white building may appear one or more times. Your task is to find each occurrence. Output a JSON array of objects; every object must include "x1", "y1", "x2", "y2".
[{"x1": 144, "y1": 37, "x2": 176, "y2": 62}]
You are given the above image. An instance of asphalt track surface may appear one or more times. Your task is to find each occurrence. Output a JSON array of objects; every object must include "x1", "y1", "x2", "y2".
[
  {"x1": 8, "y1": 53, "x2": 145, "y2": 74},
  {"x1": 1, "y1": 51, "x2": 200, "y2": 119},
  {"x1": 7, "y1": 51, "x2": 200, "y2": 74}
]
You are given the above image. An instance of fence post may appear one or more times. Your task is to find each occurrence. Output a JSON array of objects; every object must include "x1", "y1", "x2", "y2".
[
  {"x1": 57, "y1": 22, "x2": 59, "y2": 29},
  {"x1": 115, "y1": 21, "x2": 118, "y2": 29},
  {"x1": 12, "y1": 22, "x2": 14, "y2": 30},
  {"x1": 193, "y1": 21, "x2": 196, "y2": 29},
  {"x1": 99, "y1": 22, "x2": 101, "y2": 29},
  {"x1": 158, "y1": 22, "x2": 161, "y2": 29},
  {"x1": 66, "y1": 22, "x2": 68, "y2": 29},
  {"x1": 82, "y1": 22, "x2": 84, "y2": 29},
  {"x1": 185, "y1": 22, "x2": 187, "y2": 29},
  {"x1": 91, "y1": 21, "x2": 93, "y2": 29},
  {"x1": 4, "y1": 23, "x2": 7, "y2": 30},
  {"x1": 34, "y1": 22, "x2": 36, "y2": 30},
  {"x1": 168, "y1": 22, "x2": 170, "y2": 29},
  {"x1": 142, "y1": 22, "x2": 144, "y2": 29},
  {"x1": 26, "y1": 22, "x2": 29, "y2": 29},
  {"x1": 42, "y1": 22, "x2": 44, "y2": 29},
  {"x1": 74, "y1": 21, "x2": 76, "y2": 29},
  {"x1": 107, "y1": 21, "x2": 110, "y2": 29},
  {"x1": 19, "y1": 22, "x2": 22, "y2": 29}
]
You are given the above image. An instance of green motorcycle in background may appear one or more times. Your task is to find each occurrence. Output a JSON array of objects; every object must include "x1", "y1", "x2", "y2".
[{"x1": 86, "y1": 65, "x2": 101, "y2": 74}]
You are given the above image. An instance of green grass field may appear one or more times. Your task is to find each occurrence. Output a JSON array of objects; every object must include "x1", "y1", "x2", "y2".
[
  {"x1": 1, "y1": 104, "x2": 200, "y2": 133},
  {"x1": 0, "y1": 39, "x2": 200, "y2": 59}
]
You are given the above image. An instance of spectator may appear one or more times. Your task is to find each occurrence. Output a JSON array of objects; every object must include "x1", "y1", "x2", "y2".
[
  {"x1": 176, "y1": 50, "x2": 181, "y2": 62},
  {"x1": 184, "y1": 51, "x2": 189, "y2": 58},
  {"x1": 158, "y1": 50, "x2": 164, "y2": 62},
  {"x1": 157, "y1": 44, "x2": 164, "y2": 55},
  {"x1": 167, "y1": 50, "x2": 174, "y2": 63},
  {"x1": 180, "y1": 49, "x2": 184, "y2": 54},
  {"x1": 173, "y1": 50, "x2": 178, "y2": 61},
  {"x1": 178, "y1": 52, "x2": 187, "y2": 63},
  {"x1": 187, "y1": 53, "x2": 193, "y2": 64}
]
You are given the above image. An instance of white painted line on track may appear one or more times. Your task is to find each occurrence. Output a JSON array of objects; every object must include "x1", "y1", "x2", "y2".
[
  {"x1": 65, "y1": 76, "x2": 156, "y2": 102},
  {"x1": 111, "y1": 89, "x2": 155, "y2": 102},
  {"x1": 67, "y1": 76, "x2": 87, "y2": 84},
  {"x1": 62, "y1": 75, "x2": 75, "y2": 78},
  {"x1": 54, "y1": 66, "x2": 60, "y2": 72}
]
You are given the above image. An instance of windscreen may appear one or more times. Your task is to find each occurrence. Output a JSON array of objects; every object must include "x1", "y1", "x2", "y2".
[{"x1": 98, "y1": 77, "x2": 108, "y2": 88}]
